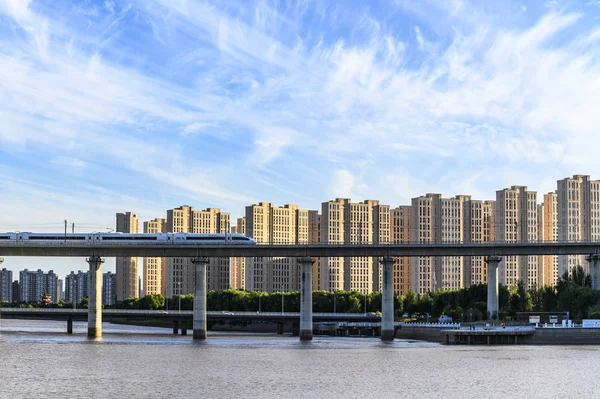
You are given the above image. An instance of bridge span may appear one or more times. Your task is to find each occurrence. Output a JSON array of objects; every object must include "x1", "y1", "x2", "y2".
[
  {"x1": 0, "y1": 308, "x2": 380, "y2": 335},
  {"x1": 2, "y1": 241, "x2": 600, "y2": 342},
  {"x1": 2, "y1": 241, "x2": 600, "y2": 257}
]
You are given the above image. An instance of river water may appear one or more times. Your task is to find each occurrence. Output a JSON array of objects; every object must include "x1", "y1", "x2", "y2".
[{"x1": 1, "y1": 319, "x2": 599, "y2": 398}]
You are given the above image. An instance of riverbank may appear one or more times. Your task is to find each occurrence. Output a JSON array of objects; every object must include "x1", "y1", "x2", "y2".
[{"x1": 396, "y1": 324, "x2": 600, "y2": 344}]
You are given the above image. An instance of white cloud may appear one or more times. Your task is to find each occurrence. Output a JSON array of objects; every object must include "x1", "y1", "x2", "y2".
[
  {"x1": 2, "y1": 1, "x2": 600, "y2": 277},
  {"x1": 329, "y1": 169, "x2": 367, "y2": 200},
  {"x1": 51, "y1": 156, "x2": 87, "y2": 169}
]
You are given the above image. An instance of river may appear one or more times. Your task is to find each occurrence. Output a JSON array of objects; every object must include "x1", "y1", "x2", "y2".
[{"x1": 1, "y1": 319, "x2": 598, "y2": 398}]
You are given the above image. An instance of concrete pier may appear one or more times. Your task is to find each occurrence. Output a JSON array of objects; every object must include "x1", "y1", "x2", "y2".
[
  {"x1": 173, "y1": 320, "x2": 179, "y2": 335},
  {"x1": 87, "y1": 255, "x2": 104, "y2": 338},
  {"x1": 67, "y1": 316, "x2": 73, "y2": 334},
  {"x1": 192, "y1": 257, "x2": 208, "y2": 340},
  {"x1": 586, "y1": 254, "x2": 600, "y2": 290},
  {"x1": 299, "y1": 257, "x2": 314, "y2": 341},
  {"x1": 381, "y1": 256, "x2": 394, "y2": 341},
  {"x1": 486, "y1": 256, "x2": 501, "y2": 320}
]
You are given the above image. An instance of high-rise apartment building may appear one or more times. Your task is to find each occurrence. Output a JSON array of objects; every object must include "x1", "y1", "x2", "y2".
[
  {"x1": 143, "y1": 218, "x2": 167, "y2": 296},
  {"x1": 165, "y1": 206, "x2": 231, "y2": 296},
  {"x1": 320, "y1": 199, "x2": 390, "y2": 294},
  {"x1": 409, "y1": 194, "x2": 495, "y2": 294},
  {"x1": 411, "y1": 194, "x2": 468, "y2": 293},
  {"x1": 538, "y1": 193, "x2": 559, "y2": 286},
  {"x1": 391, "y1": 206, "x2": 411, "y2": 295},
  {"x1": 116, "y1": 212, "x2": 140, "y2": 302},
  {"x1": 463, "y1": 200, "x2": 496, "y2": 286},
  {"x1": 557, "y1": 175, "x2": 600, "y2": 276},
  {"x1": 496, "y1": 186, "x2": 538, "y2": 289},
  {"x1": 230, "y1": 217, "x2": 246, "y2": 290},
  {"x1": 308, "y1": 210, "x2": 321, "y2": 290},
  {"x1": 11, "y1": 280, "x2": 19, "y2": 302},
  {"x1": 65, "y1": 270, "x2": 89, "y2": 304},
  {"x1": 19, "y1": 269, "x2": 60, "y2": 303},
  {"x1": 0, "y1": 268, "x2": 13, "y2": 302},
  {"x1": 245, "y1": 203, "x2": 313, "y2": 293},
  {"x1": 102, "y1": 271, "x2": 117, "y2": 305}
]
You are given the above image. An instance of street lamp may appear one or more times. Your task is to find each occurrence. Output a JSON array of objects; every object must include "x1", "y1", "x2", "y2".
[
  {"x1": 281, "y1": 292, "x2": 284, "y2": 314},
  {"x1": 364, "y1": 291, "x2": 367, "y2": 315}
]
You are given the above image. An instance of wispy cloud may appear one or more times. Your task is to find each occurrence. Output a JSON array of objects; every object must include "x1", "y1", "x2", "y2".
[{"x1": 1, "y1": 0, "x2": 600, "y2": 275}]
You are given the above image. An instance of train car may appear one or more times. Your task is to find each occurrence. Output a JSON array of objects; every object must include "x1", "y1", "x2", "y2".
[
  {"x1": 17, "y1": 232, "x2": 93, "y2": 242},
  {"x1": 94, "y1": 233, "x2": 171, "y2": 242},
  {"x1": 0, "y1": 233, "x2": 17, "y2": 241},
  {"x1": 172, "y1": 233, "x2": 256, "y2": 244}
]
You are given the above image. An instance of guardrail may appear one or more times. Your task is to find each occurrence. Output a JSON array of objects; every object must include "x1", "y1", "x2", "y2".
[{"x1": 0, "y1": 308, "x2": 380, "y2": 318}]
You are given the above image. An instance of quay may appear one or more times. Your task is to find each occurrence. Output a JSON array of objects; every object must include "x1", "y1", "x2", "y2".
[
  {"x1": 397, "y1": 322, "x2": 600, "y2": 345},
  {"x1": 444, "y1": 327, "x2": 535, "y2": 345}
]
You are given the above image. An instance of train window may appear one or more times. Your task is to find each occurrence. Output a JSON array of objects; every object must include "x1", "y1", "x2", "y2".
[
  {"x1": 28, "y1": 236, "x2": 87, "y2": 240},
  {"x1": 101, "y1": 236, "x2": 158, "y2": 240},
  {"x1": 185, "y1": 237, "x2": 222, "y2": 240},
  {"x1": 0, "y1": 236, "x2": 10, "y2": 239},
  {"x1": 232, "y1": 237, "x2": 250, "y2": 241}
]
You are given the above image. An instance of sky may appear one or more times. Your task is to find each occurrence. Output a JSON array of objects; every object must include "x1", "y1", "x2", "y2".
[{"x1": 1, "y1": 0, "x2": 600, "y2": 277}]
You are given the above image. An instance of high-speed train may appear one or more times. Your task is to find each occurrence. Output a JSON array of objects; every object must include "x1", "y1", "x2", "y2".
[{"x1": 0, "y1": 232, "x2": 256, "y2": 244}]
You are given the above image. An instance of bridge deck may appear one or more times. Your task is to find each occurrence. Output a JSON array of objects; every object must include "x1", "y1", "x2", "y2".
[{"x1": 1, "y1": 241, "x2": 600, "y2": 257}]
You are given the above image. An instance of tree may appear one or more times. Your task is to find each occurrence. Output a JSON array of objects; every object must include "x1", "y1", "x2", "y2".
[{"x1": 403, "y1": 289, "x2": 418, "y2": 316}]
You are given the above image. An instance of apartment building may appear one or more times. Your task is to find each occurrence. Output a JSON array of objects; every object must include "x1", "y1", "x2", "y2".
[
  {"x1": 65, "y1": 270, "x2": 89, "y2": 304},
  {"x1": 411, "y1": 194, "x2": 468, "y2": 293},
  {"x1": 245, "y1": 203, "x2": 313, "y2": 293},
  {"x1": 143, "y1": 218, "x2": 167, "y2": 296},
  {"x1": 320, "y1": 199, "x2": 390, "y2": 294},
  {"x1": 557, "y1": 175, "x2": 600, "y2": 276},
  {"x1": 19, "y1": 269, "x2": 60, "y2": 303},
  {"x1": 165, "y1": 206, "x2": 231, "y2": 296},
  {"x1": 496, "y1": 186, "x2": 538, "y2": 289},
  {"x1": 116, "y1": 212, "x2": 140, "y2": 302},
  {"x1": 102, "y1": 271, "x2": 117, "y2": 305},
  {"x1": 538, "y1": 193, "x2": 559, "y2": 286},
  {"x1": 391, "y1": 205, "x2": 411, "y2": 295},
  {"x1": 0, "y1": 268, "x2": 12, "y2": 302},
  {"x1": 463, "y1": 200, "x2": 496, "y2": 286}
]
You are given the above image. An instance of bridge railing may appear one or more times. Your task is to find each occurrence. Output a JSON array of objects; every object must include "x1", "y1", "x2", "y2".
[{"x1": 0, "y1": 308, "x2": 381, "y2": 318}]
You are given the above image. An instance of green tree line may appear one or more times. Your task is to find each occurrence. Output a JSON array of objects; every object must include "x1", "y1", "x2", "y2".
[{"x1": 3, "y1": 266, "x2": 600, "y2": 321}]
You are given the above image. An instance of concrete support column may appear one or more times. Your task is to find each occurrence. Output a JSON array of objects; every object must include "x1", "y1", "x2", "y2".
[
  {"x1": 381, "y1": 256, "x2": 395, "y2": 341},
  {"x1": 67, "y1": 316, "x2": 73, "y2": 334},
  {"x1": 486, "y1": 256, "x2": 501, "y2": 320},
  {"x1": 299, "y1": 257, "x2": 314, "y2": 341},
  {"x1": 87, "y1": 255, "x2": 104, "y2": 338},
  {"x1": 586, "y1": 254, "x2": 600, "y2": 290},
  {"x1": 173, "y1": 320, "x2": 179, "y2": 335},
  {"x1": 192, "y1": 257, "x2": 208, "y2": 340}
]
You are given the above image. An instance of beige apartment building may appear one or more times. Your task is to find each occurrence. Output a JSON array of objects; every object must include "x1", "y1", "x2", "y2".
[
  {"x1": 538, "y1": 193, "x2": 559, "y2": 286},
  {"x1": 229, "y1": 218, "x2": 246, "y2": 290},
  {"x1": 165, "y1": 206, "x2": 230, "y2": 297},
  {"x1": 411, "y1": 194, "x2": 468, "y2": 294},
  {"x1": 308, "y1": 210, "x2": 321, "y2": 290},
  {"x1": 320, "y1": 199, "x2": 390, "y2": 294},
  {"x1": 557, "y1": 175, "x2": 600, "y2": 276},
  {"x1": 496, "y1": 186, "x2": 538, "y2": 289},
  {"x1": 115, "y1": 212, "x2": 140, "y2": 302},
  {"x1": 245, "y1": 202, "x2": 314, "y2": 293},
  {"x1": 463, "y1": 200, "x2": 496, "y2": 286},
  {"x1": 143, "y1": 218, "x2": 167, "y2": 296},
  {"x1": 409, "y1": 195, "x2": 495, "y2": 294},
  {"x1": 391, "y1": 205, "x2": 411, "y2": 295}
]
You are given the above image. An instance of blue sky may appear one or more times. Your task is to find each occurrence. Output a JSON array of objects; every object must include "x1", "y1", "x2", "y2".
[{"x1": 1, "y1": 0, "x2": 600, "y2": 277}]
